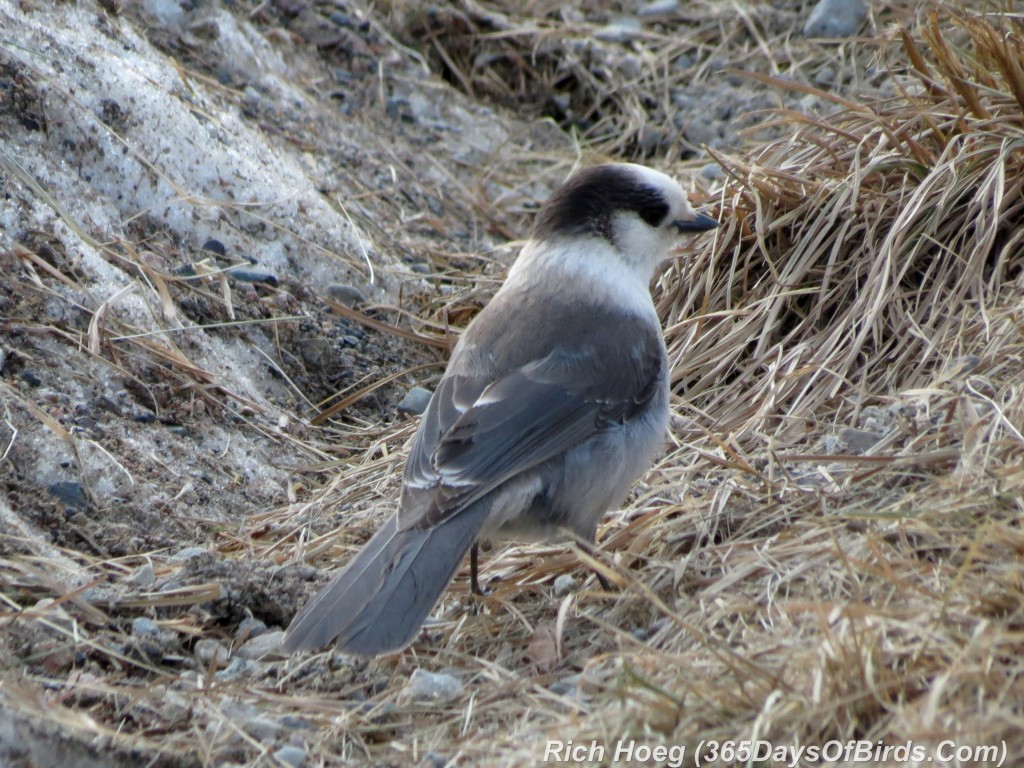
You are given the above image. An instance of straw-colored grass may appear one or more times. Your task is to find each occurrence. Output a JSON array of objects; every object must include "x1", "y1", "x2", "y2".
[{"x1": 2, "y1": 2, "x2": 1022, "y2": 766}]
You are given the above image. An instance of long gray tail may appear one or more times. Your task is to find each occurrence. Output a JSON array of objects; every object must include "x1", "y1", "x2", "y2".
[{"x1": 284, "y1": 503, "x2": 489, "y2": 655}]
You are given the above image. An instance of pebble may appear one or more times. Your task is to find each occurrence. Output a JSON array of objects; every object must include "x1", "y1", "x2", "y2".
[
  {"x1": 171, "y1": 546, "x2": 208, "y2": 561},
  {"x1": 20, "y1": 370, "x2": 42, "y2": 387},
  {"x1": 684, "y1": 118, "x2": 718, "y2": 148},
  {"x1": 47, "y1": 481, "x2": 89, "y2": 511},
  {"x1": 814, "y1": 66, "x2": 837, "y2": 87},
  {"x1": 151, "y1": 685, "x2": 190, "y2": 720},
  {"x1": 228, "y1": 269, "x2": 279, "y2": 287},
  {"x1": 215, "y1": 657, "x2": 258, "y2": 681},
  {"x1": 637, "y1": 126, "x2": 667, "y2": 155},
  {"x1": 386, "y1": 97, "x2": 414, "y2": 123},
  {"x1": 673, "y1": 53, "x2": 695, "y2": 71},
  {"x1": 548, "y1": 675, "x2": 580, "y2": 697},
  {"x1": 235, "y1": 617, "x2": 267, "y2": 641},
  {"x1": 397, "y1": 386, "x2": 432, "y2": 416},
  {"x1": 699, "y1": 162, "x2": 724, "y2": 180},
  {"x1": 236, "y1": 629, "x2": 285, "y2": 660},
  {"x1": 594, "y1": 18, "x2": 642, "y2": 43},
  {"x1": 404, "y1": 669, "x2": 462, "y2": 703},
  {"x1": 141, "y1": 0, "x2": 187, "y2": 27},
  {"x1": 127, "y1": 562, "x2": 156, "y2": 587},
  {"x1": 325, "y1": 283, "x2": 367, "y2": 307},
  {"x1": 194, "y1": 638, "x2": 230, "y2": 665},
  {"x1": 637, "y1": 0, "x2": 681, "y2": 17},
  {"x1": 614, "y1": 53, "x2": 643, "y2": 80},
  {"x1": 131, "y1": 617, "x2": 160, "y2": 637},
  {"x1": 297, "y1": 338, "x2": 331, "y2": 368},
  {"x1": 803, "y1": 0, "x2": 867, "y2": 38},
  {"x1": 273, "y1": 747, "x2": 307, "y2": 768},
  {"x1": 838, "y1": 427, "x2": 882, "y2": 454},
  {"x1": 799, "y1": 94, "x2": 823, "y2": 114},
  {"x1": 243, "y1": 715, "x2": 281, "y2": 742},
  {"x1": 201, "y1": 238, "x2": 226, "y2": 256},
  {"x1": 553, "y1": 574, "x2": 579, "y2": 597}
]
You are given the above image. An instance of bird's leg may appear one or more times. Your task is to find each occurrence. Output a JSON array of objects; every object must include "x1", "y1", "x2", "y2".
[
  {"x1": 576, "y1": 538, "x2": 613, "y2": 592},
  {"x1": 470, "y1": 542, "x2": 489, "y2": 596}
]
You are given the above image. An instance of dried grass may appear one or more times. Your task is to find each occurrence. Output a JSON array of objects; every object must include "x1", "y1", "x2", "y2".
[
  {"x1": 402, "y1": 0, "x2": 879, "y2": 159},
  {"x1": 2, "y1": 3, "x2": 1023, "y2": 767}
]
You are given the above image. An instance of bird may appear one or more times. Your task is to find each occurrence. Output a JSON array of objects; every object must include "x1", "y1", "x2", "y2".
[{"x1": 284, "y1": 163, "x2": 719, "y2": 656}]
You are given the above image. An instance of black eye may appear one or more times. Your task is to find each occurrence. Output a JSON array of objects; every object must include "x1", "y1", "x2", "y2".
[{"x1": 636, "y1": 197, "x2": 670, "y2": 229}]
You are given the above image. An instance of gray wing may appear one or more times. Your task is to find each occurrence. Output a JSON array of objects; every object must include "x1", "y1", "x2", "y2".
[{"x1": 399, "y1": 328, "x2": 664, "y2": 531}]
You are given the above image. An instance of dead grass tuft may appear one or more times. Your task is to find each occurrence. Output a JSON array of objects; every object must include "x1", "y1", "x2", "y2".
[{"x1": 402, "y1": 0, "x2": 850, "y2": 159}]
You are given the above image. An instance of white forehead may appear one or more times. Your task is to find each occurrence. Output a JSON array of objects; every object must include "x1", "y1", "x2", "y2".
[{"x1": 621, "y1": 163, "x2": 690, "y2": 211}]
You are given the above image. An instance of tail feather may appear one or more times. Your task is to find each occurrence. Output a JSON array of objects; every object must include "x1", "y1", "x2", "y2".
[{"x1": 284, "y1": 502, "x2": 490, "y2": 655}]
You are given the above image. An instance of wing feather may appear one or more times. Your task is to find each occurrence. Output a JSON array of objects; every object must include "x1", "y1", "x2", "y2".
[{"x1": 400, "y1": 325, "x2": 663, "y2": 531}]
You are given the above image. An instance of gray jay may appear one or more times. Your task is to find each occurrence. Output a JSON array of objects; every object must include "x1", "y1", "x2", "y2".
[{"x1": 284, "y1": 163, "x2": 718, "y2": 655}]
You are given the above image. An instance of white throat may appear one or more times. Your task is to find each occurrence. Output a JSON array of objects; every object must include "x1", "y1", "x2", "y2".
[{"x1": 506, "y1": 237, "x2": 658, "y2": 318}]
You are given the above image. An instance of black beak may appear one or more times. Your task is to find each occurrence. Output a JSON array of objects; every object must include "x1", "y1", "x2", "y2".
[{"x1": 673, "y1": 212, "x2": 719, "y2": 233}]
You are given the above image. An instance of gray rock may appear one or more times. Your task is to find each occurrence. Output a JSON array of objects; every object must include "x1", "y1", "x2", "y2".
[
  {"x1": 297, "y1": 338, "x2": 331, "y2": 368},
  {"x1": 548, "y1": 674, "x2": 581, "y2": 697},
  {"x1": 614, "y1": 53, "x2": 643, "y2": 80},
  {"x1": 673, "y1": 53, "x2": 695, "y2": 71},
  {"x1": 637, "y1": 0, "x2": 681, "y2": 17},
  {"x1": 594, "y1": 18, "x2": 643, "y2": 43},
  {"x1": 553, "y1": 574, "x2": 579, "y2": 597},
  {"x1": 131, "y1": 617, "x2": 160, "y2": 637},
  {"x1": 236, "y1": 629, "x2": 285, "y2": 660},
  {"x1": 228, "y1": 269, "x2": 278, "y2": 287},
  {"x1": 273, "y1": 747, "x2": 307, "y2": 768},
  {"x1": 397, "y1": 386, "x2": 432, "y2": 416},
  {"x1": 47, "y1": 481, "x2": 89, "y2": 511},
  {"x1": 325, "y1": 283, "x2": 367, "y2": 307},
  {"x1": 194, "y1": 638, "x2": 230, "y2": 665},
  {"x1": 684, "y1": 118, "x2": 718, "y2": 148},
  {"x1": 171, "y1": 546, "x2": 208, "y2": 561},
  {"x1": 141, "y1": 0, "x2": 187, "y2": 27},
  {"x1": 822, "y1": 435, "x2": 843, "y2": 455},
  {"x1": 803, "y1": 0, "x2": 867, "y2": 38},
  {"x1": 814, "y1": 66, "x2": 837, "y2": 87},
  {"x1": 839, "y1": 427, "x2": 882, "y2": 454},
  {"x1": 699, "y1": 162, "x2": 724, "y2": 180},
  {"x1": 637, "y1": 126, "x2": 667, "y2": 155},
  {"x1": 242, "y1": 715, "x2": 281, "y2": 742},
  {"x1": 404, "y1": 669, "x2": 462, "y2": 703},
  {"x1": 235, "y1": 617, "x2": 267, "y2": 640},
  {"x1": 799, "y1": 94, "x2": 823, "y2": 114},
  {"x1": 127, "y1": 562, "x2": 156, "y2": 587},
  {"x1": 215, "y1": 657, "x2": 259, "y2": 681}
]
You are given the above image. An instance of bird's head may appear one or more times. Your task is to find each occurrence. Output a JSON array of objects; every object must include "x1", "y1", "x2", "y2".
[{"x1": 531, "y1": 163, "x2": 718, "y2": 279}]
